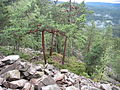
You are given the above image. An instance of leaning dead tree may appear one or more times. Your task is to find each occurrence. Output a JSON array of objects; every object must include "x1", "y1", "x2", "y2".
[{"x1": 27, "y1": 24, "x2": 67, "y2": 65}]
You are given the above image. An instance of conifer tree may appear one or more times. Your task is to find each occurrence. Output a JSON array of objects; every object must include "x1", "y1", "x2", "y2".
[{"x1": 0, "y1": 0, "x2": 10, "y2": 30}]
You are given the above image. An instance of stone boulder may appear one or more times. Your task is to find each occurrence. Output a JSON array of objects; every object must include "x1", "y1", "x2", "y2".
[
  {"x1": 66, "y1": 86, "x2": 79, "y2": 90},
  {"x1": 9, "y1": 79, "x2": 28, "y2": 89},
  {"x1": 30, "y1": 78, "x2": 41, "y2": 89},
  {"x1": 0, "y1": 61, "x2": 20, "y2": 75},
  {"x1": 100, "y1": 84, "x2": 112, "y2": 90},
  {"x1": 30, "y1": 75, "x2": 56, "y2": 89},
  {"x1": 38, "y1": 75, "x2": 56, "y2": 89},
  {"x1": 54, "y1": 73, "x2": 65, "y2": 81},
  {"x1": 19, "y1": 61, "x2": 31, "y2": 72},
  {"x1": 22, "y1": 82, "x2": 34, "y2": 90},
  {"x1": 44, "y1": 69, "x2": 54, "y2": 76},
  {"x1": 5, "y1": 70, "x2": 20, "y2": 80},
  {"x1": 2, "y1": 55, "x2": 20, "y2": 64},
  {"x1": 41, "y1": 84, "x2": 61, "y2": 90},
  {"x1": 45, "y1": 64, "x2": 55, "y2": 71},
  {"x1": 0, "y1": 55, "x2": 119, "y2": 90},
  {"x1": 81, "y1": 86, "x2": 101, "y2": 90},
  {"x1": 112, "y1": 86, "x2": 120, "y2": 90},
  {"x1": 0, "y1": 78, "x2": 4, "y2": 85}
]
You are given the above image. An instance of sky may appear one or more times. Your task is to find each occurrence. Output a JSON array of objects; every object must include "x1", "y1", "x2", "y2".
[{"x1": 57, "y1": 0, "x2": 120, "y2": 3}]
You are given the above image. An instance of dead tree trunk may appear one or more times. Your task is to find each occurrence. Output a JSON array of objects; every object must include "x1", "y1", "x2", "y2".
[{"x1": 42, "y1": 31, "x2": 46, "y2": 64}]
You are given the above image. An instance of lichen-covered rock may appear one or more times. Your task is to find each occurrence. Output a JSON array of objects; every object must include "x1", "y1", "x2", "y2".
[
  {"x1": 34, "y1": 71, "x2": 44, "y2": 77},
  {"x1": 100, "y1": 84, "x2": 112, "y2": 90},
  {"x1": 0, "y1": 55, "x2": 119, "y2": 90},
  {"x1": 54, "y1": 73, "x2": 65, "y2": 81},
  {"x1": 0, "y1": 77, "x2": 4, "y2": 85},
  {"x1": 0, "y1": 60, "x2": 20, "y2": 75},
  {"x1": 19, "y1": 62, "x2": 30, "y2": 72},
  {"x1": 81, "y1": 86, "x2": 101, "y2": 90},
  {"x1": 35, "y1": 64, "x2": 43, "y2": 71},
  {"x1": 38, "y1": 75, "x2": 56, "y2": 90},
  {"x1": 41, "y1": 84, "x2": 61, "y2": 90},
  {"x1": 30, "y1": 78, "x2": 41, "y2": 89},
  {"x1": 112, "y1": 86, "x2": 120, "y2": 90},
  {"x1": 44, "y1": 69, "x2": 53, "y2": 76},
  {"x1": 2, "y1": 55, "x2": 20, "y2": 64},
  {"x1": 5, "y1": 70, "x2": 20, "y2": 80},
  {"x1": 28, "y1": 65, "x2": 37, "y2": 75},
  {"x1": 9, "y1": 79, "x2": 28, "y2": 89},
  {"x1": 66, "y1": 86, "x2": 79, "y2": 90},
  {"x1": 22, "y1": 82, "x2": 34, "y2": 90},
  {"x1": 30, "y1": 75, "x2": 56, "y2": 90},
  {"x1": 40, "y1": 75, "x2": 56, "y2": 85},
  {"x1": 45, "y1": 64, "x2": 55, "y2": 71}
]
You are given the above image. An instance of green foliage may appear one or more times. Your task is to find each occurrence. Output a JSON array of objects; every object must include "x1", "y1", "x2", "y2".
[
  {"x1": 85, "y1": 44, "x2": 103, "y2": 65},
  {"x1": 0, "y1": 46, "x2": 33, "y2": 60},
  {"x1": 0, "y1": 0, "x2": 10, "y2": 30},
  {"x1": 21, "y1": 34, "x2": 41, "y2": 49},
  {"x1": 48, "y1": 55, "x2": 89, "y2": 77},
  {"x1": 82, "y1": 22, "x2": 115, "y2": 80},
  {"x1": 109, "y1": 38, "x2": 120, "y2": 76},
  {"x1": 0, "y1": 46, "x2": 13, "y2": 55}
]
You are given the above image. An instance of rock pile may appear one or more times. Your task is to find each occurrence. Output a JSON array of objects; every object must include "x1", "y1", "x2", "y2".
[{"x1": 0, "y1": 55, "x2": 119, "y2": 90}]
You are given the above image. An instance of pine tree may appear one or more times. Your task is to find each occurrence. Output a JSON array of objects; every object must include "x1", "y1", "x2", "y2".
[{"x1": 0, "y1": 0, "x2": 10, "y2": 30}]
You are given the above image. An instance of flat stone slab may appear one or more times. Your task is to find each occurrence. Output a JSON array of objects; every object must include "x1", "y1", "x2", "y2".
[
  {"x1": 9, "y1": 79, "x2": 28, "y2": 89},
  {"x1": 66, "y1": 86, "x2": 79, "y2": 90},
  {"x1": 41, "y1": 84, "x2": 61, "y2": 90},
  {"x1": 81, "y1": 86, "x2": 101, "y2": 90},
  {"x1": 23, "y1": 82, "x2": 34, "y2": 90},
  {"x1": 2, "y1": 55, "x2": 20, "y2": 64},
  {"x1": 6, "y1": 70, "x2": 20, "y2": 80},
  {"x1": 0, "y1": 78, "x2": 4, "y2": 85},
  {"x1": 0, "y1": 61, "x2": 20, "y2": 75},
  {"x1": 54, "y1": 73, "x2": 65, "y2": 81},
  {"x1": 41, "y1": 75, "x2": 56, "y2": 85},
  {"x1": 100, "y1": 84, "x2": 112, "y2": 90},
  {"x1": 37, "y1": 75, "x2": 56, "y2": 90}
]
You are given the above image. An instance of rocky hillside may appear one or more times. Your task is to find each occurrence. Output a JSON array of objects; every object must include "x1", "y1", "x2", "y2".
[{"x1": 0, "y1": 55, "x2": 119, "y2": 90}]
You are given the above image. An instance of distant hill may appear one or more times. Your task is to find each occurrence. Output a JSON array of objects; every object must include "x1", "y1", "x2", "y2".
[
  {"x1": 86, "y1": 2, "x2": 120, "y2": 37},
  {"x1": 86, "y1": 2, "x2": 120, "y2": 28}
]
